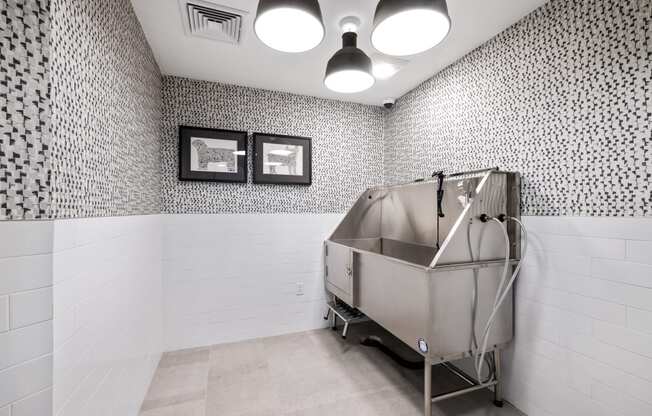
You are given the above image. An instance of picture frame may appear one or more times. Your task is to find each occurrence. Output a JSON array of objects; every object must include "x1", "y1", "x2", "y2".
[
  {"x1": 178, "y1": 126, "x2": 248, "y2": 183},
  {"x1": 253, "y1": 133, "x2": 312, "y2": 185}
]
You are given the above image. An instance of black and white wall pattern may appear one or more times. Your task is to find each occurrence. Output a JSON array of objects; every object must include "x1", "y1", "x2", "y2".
[
  {"x1": 49, "y1": 0, "x2": 162, "y2": 218},
  {"x1": 2, "y1": 0, "x2": 650, "y2": 220},
  {"x1": 1, "y1": 0, "x2": 162, "y2": 220},
  {"x1": 0, "y1": 0, "x2": 51, "y2": 220},
  {"x1": 161, "y1": 76, "x2": 385, "y2": 214},
  {"x1": 384, "y1": 0, "x2": 651, "y2": 216}
]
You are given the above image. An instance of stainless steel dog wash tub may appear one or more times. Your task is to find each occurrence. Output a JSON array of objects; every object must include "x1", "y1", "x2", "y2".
[{"x1": 324, "y1": 169, "x2": 522, "y2": 415}]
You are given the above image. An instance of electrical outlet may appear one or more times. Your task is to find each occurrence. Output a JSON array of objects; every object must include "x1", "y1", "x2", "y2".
[{"x1": 296, "y1": 282, "x2": 304, "y2": 296}]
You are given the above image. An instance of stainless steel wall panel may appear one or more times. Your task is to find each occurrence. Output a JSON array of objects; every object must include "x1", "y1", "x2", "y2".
[
  {"x1": 428, "y1": 266, "x2": 513, "y2": 360},
  {"x1": 356, "y1": 252, "x2": 431, "y2": 351}
]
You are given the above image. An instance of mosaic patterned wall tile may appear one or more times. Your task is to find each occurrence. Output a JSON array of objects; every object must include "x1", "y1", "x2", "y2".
[
  {"x1": 161, "y1": 77, "x2": 384, "y2": 214},
  {"x1": 0, "y1": 0, "x2": 51, "y2": 220},
  {"x1": 3, "y1": 0, "x2": 649, "y2": 219},
  {"x1": 49, "y1": 0, "x2": 162, "y2": 218},
  {"x1": 384, "y1": 0, "x2": 651, "y2": 216}
]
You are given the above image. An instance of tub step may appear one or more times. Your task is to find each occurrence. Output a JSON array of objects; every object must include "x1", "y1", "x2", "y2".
[{"x1": 323, "y1": 300, "x2": 366, "y2": 339}]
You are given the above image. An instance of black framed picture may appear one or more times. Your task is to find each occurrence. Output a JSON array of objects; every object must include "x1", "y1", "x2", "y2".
[
  {"x1": 178, "y1": 126, "x2": 247, "y2": 183},
  {"x1": 253, "y1": 133, "x2": 312, "y2": 185}
]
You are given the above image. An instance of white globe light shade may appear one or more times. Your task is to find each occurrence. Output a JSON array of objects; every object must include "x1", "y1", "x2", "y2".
[{"x1": 372, "y1": 61, "x2": 400, "y2": 80}]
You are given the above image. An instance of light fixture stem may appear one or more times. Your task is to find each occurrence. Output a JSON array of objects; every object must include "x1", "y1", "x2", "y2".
[{"x1": 342, "y1": 32, "x2": 357, "y2": 48}]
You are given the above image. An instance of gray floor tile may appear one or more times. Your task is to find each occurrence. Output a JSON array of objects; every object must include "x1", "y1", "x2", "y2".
[
  {"x1": 159, "y1": 347, "x2": 210, "y2": 368},
  {"x1": 141, "y1": 362, "x2": 209, "y2": 412},
  {"x1": 140, "y1": 322, "x2": 526, "y2": 416},
  {"x1": 140, "y1": 399, "x2": 206, "y2": 416}
]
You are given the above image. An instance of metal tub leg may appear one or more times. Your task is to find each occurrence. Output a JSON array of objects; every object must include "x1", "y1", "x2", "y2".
[
  {"x1": 424, "y1": 357, "x2": 432, "y2": 416},
  {"x1": 493, "y1": 349, "x2": 504, "y2": 407}
]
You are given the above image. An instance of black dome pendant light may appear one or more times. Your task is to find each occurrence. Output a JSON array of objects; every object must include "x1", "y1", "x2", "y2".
[
  {"x1": 372, "y1": 0, "x2": 451, "y2": 56},
  {"x1": 324, "y1": 18, "x2": 375, "y2": 94},
  {"x1": 255, "y1": 0, "x2": 325, "y2": 53}
]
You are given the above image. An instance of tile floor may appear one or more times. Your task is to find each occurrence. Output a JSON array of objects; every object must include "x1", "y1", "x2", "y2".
[{"x1": 139, "y1": 322, "x2": 524, "y2": 416}]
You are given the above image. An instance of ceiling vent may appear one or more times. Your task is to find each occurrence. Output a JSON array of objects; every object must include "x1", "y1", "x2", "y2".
[{"x1": 179, "y1": 0, "x2": 248, "y2": 44}]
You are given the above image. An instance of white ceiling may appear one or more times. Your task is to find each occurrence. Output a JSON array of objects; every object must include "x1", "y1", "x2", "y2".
[{"x1": 131, "y1": 0, "x2": 548, "y2": 106}]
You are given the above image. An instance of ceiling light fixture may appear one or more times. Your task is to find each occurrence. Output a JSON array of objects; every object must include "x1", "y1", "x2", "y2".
[
  {"x1": 371, "y1": 0, "x2": 451, "y2": 56},
  {"x1": 254, "y1": 0, "x2": 325, "y2": 53},
  {"x1": 324, "y1": 17, "x2": 375, "y2": 94},
  {"x1": 372, "y1": 62, "x2": 399, "y2": 80},
  {"x1": 371, "y1": 55, "x2": 408, "y2": 80}
]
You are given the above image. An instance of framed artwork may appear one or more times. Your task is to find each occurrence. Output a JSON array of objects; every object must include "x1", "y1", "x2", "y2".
[
  {"x1": 253, "y1": 133, "x2": 312, "y2": 185},
  {"x1": 178, "y1": 126, "x2": 247, "y2": 183}
]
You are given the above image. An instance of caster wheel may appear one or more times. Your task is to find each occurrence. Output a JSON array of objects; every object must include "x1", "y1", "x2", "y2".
[
  {"x1": 331, "y1": 326, "x2": 337, "y2": 331},
  {"x1": 342, "y1": 336, "x2": 347, "y2": 339},
  {"x1": 493, "y1": 400, "x2": 504, "y2": 408}
]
